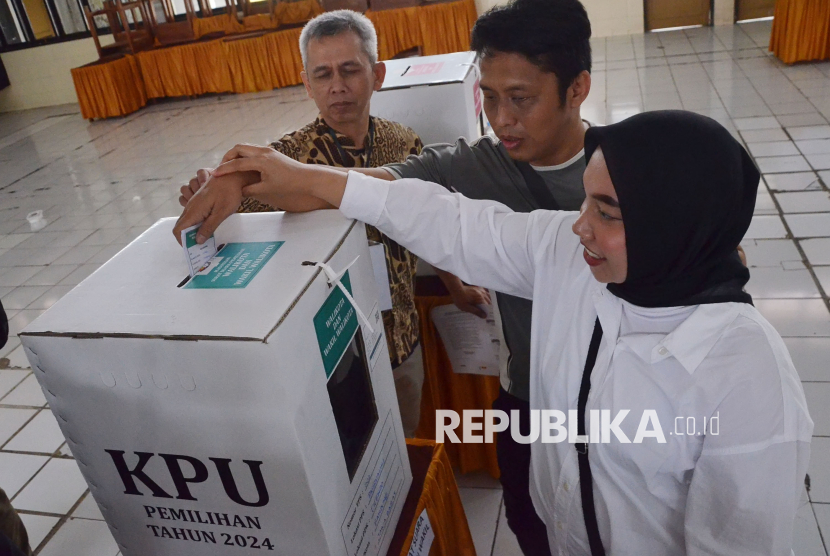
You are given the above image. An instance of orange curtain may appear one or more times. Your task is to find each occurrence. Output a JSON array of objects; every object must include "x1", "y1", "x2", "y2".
[
  {"x1": 399, "y1": 439, "x2": 476, "y2": 556},
  {"x1": 192, "y1": 13, "x2": 244, "y2": 39},
  {"x1": 770, "y1": 0, "x2": 830, "y2": 64},
  {"x1": 71, "y1": 0, "x2": 476, "y2": 119},
  {"x1": 138, "y1": 39, "x2": 234, "y2": 98},
  {"x1": 414, "y1": 296, "x2": 500, "y2": 478},
  {"x1": 418, "y1": 0, "x2": 477, "y2": 56},
  {"x1": 366, "y1": 6, "x2": 423, "y2": 60},
  {"x1": 71, "y1": 55, "x2": 147, "y2": 120}
]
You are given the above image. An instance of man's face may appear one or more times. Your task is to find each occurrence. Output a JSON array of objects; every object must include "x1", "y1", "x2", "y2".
[
  {"x1": 480, "y1": 51, "x2": 587, "y2": 165},
  {"x1": 301, "y1": 32, "x2": 385, "y2": 129}
]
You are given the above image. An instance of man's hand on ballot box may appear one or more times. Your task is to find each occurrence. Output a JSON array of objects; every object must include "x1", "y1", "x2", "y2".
[{"x1": 174, "y1": 144, "x2": 348, "y2": 245}]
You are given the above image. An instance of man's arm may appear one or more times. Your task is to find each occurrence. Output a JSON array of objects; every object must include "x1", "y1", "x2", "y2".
[
  {"x1": 173, "y1": 148, "x2": 543, "y2": 300},
  {"x1": 434, "y1": 269, "x2": 491, "y2": 319}
]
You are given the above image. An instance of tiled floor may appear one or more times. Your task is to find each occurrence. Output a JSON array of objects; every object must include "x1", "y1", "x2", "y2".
[{"x1": 0, "y1": 18, "x2": 829, "y2": 556}]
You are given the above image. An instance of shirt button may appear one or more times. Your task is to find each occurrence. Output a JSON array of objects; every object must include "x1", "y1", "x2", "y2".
[
  {"x1": 658, "y1": 347, "x2": 668, "y2": 355},
  {"x1": 563, "y1": 482, "x2": 570, "y2": 492},
  {"x1": 556, "y1": 521, "x2": 564, "y2": 531}
]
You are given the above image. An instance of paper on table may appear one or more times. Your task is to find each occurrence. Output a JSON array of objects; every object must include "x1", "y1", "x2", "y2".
[{"x1": 430, "y1": 304, "x2": 500, "y2": 376}]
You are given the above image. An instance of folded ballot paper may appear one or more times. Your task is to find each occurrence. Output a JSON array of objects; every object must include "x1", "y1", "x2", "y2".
[{"x1": 20, "y1": 211, "x2": 411, "y2": 556}]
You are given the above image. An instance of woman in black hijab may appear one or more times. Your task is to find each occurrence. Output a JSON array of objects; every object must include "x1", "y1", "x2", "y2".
[{"x1": 176, "y1": 110, "x2": 814, "y2": 555}]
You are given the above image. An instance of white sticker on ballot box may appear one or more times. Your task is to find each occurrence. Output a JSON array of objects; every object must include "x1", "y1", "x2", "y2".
[{"x1": 181, "y1": 224, "x2": 217, "y2": 277}]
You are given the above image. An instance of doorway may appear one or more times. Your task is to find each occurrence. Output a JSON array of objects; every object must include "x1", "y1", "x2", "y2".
[
  {"x1": 735, "y1": 0, "x2": 775, "y2": 22},
  {"x1": 644, "y1": 0, "x2": 711, "y2": 31}
]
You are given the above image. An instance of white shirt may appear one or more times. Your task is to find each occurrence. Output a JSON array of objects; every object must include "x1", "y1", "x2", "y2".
[{"x1": 340, "y1": 172, "x2": 813, "y2": 555}]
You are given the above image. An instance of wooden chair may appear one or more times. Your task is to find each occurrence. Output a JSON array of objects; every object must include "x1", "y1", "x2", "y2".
[{"x1": 85, "y1": 0, "x2": 154, "y2": 59}]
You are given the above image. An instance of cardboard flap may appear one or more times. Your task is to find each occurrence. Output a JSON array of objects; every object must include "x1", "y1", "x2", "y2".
[{"x1": 22, "y1": 211, "x2": 355, "y2": 341}]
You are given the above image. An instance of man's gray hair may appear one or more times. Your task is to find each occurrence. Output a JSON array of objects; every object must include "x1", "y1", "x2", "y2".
[{"x1": 299, "y1": 10, "x2": 379, "y2": 69}]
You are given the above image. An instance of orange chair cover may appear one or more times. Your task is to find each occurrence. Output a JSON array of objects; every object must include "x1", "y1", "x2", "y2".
[
  {"x1": 192, "y1": 13, "x2": 245, "y2": 39},
  {"x1": 399, "y1": 439, "x2": 477, "y2": 556},
  {"x1": 414, "y1": 296, "x2": 500, "y2": 478},
  {"x1": 770, "y1": 0, "x2": 830, "y2": 64},
  {"x1": 274, "y1": 0, "x2": 323, "y2": 25},
  {"x1": 242, "y1": 13, "x2": 278, "y2": 31},
  {"x1": 72, "y1": 0, "x2": 477, "y2": 119},
  {"x1": 71, "y1": 55, "x2": 147, "y2": 120}
]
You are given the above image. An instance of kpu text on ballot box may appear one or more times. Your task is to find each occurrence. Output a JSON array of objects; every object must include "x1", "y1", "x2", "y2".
[
  {"x1": 19, "y1": 211, "x2": 412, "y2": 556},
  {"x1": 371, "y1": 51, "x2": 481, "y2": 146}
]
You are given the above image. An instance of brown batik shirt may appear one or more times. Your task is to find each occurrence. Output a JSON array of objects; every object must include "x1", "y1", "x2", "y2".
[{"x1": 239, "y1": 115, "x2": 423, "y2": 368}]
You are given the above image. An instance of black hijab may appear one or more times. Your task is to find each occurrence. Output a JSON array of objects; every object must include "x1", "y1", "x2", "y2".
[{"x1": 583, "y1": 111, "x2": 758, "y2": 308}]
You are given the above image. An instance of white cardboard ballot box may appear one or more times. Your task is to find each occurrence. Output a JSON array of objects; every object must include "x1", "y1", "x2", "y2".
[
  {"x1": 371, "y1": 51, "x2": 481, "y2": 146},
  {"x1": 20, "y1": 211, "x2": 412, "y2": 556}
]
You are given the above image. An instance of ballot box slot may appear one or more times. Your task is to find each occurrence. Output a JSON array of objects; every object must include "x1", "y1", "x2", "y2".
[{"x1": 327, "y1": 317, "x2": 379, "y2": 482}]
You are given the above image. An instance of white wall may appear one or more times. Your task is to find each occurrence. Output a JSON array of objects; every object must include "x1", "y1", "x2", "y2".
[
  {"x1": 474, "y1": 0, "x2": 645, "y2": 37},
  {"x1": 0, "y1": 37, "x2": 101, "y2": 112}
]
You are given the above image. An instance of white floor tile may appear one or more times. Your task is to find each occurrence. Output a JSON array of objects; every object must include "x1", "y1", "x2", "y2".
[
  {"x1": 734, "y1": 116, "x2": 780, "y2": 131},
  {"x1": 73, "y1": 492, "x2": 105, "y2": 520},
  {"x1": 459, "y1": 487, "x2": 503, "y2": 556},
  {"x1": 764, "y1": 172, "x2": 822, "y2": 192},
  {"x1": 37, "y1": 518, "x2": 118, "y2": 556},
  {"x1": 747, "y1": 141, "x2": 800, "y2": 158},
  {"x1": 0, "y1": 369, "x2": 29, "y2": 399},
  {"x1": 755, "y1": 190, "x2": 778, "y2": 215},
  {"x1": 745, "y1": 267, "x2": 821, "y2": 298},
  {"x1": 741, "y1": 239, "x2": 802, "y2": 267},
  {"x1": 4, "y1": 409, "x2": 66, "y2": 453},
  {"x1": 757, "y1": 156, "x2": 813, "y2": 174},
  {"x1": 27, "y1": 264, "x2": 80, "y2": 287},
  {"x1": 775, "y1": 191, "x2": 830, "y2": 213},
  {"x1": 18, "y1": 513, "x2": 60, "y2": 551},
  {"x1": 745, "y1": 215, "x2": 789, "y2": 239},
  {"x1": 27, "y1": 285, "x2": 73, "y2": 311},
  {"x1": 0, "y1": 407, "x2": 37, "y2": 446},
  {"x1": 0, "y1": 267, "x2": 43, "y2": 288},
  {"x1": 1, "y1": 286, "x2": 51, "y2": 310},
  {"x1": 809, "y1": 437, "x2": 830, "y2": 503},
  {"x1": 801, "y1": 238, "x2": 830, "y2": 266},
  {"x1": 7, "y1": 309, "x2": 45, "y2": 336},
  {"x1": 787, "y1": 338, "x2": 830, "y2": 382},
  {"x1": 754, "y1": 299, "x2": 830, "y2": 337},
  {"x1": 797, "y1": 139, "x2": 830, "y2": 155},
  {"x1": 792, "y1": 500, "x2": 827, "y2": 556},
  {"x1": 0, "y1": 452, "x2": 49, "y2": 498},
  {"x1": 5, "y1": 345, "x2": 31, "y2": 369},
  {"x1": 12, "y1": 457, "x2": 88, "y2": 514},
  {"x1": 814, "y1": 267, "x2": 830, "y2": 296},
  {"x1": 741, "y1": 128, "x2": 789, "y2": 143},
  {"x1": 1, "y1": 373, "x2": 48, "y2": 407},
  {"x1": 789, "y1": 126, "x2": 830, "y2": 141},
  {"x1": 786, "y1": 214, "x2": 830, "y2": 238}
]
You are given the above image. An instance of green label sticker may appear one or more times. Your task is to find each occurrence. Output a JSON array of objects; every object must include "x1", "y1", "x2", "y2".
[
  {"x1": 313, "y1": 272, "x2": 358, "y2": 380},
  {"x1": 185, "y1": 228, "x2": 199, "y2": 248},
  {"x1": 184, "y1": 242, "x2": 283, "y2": 289}
]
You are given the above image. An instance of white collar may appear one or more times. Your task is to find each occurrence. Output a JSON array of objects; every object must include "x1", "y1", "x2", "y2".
[{"x1": 592, "y1": 287, "x2": 742, "y2": 375}]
